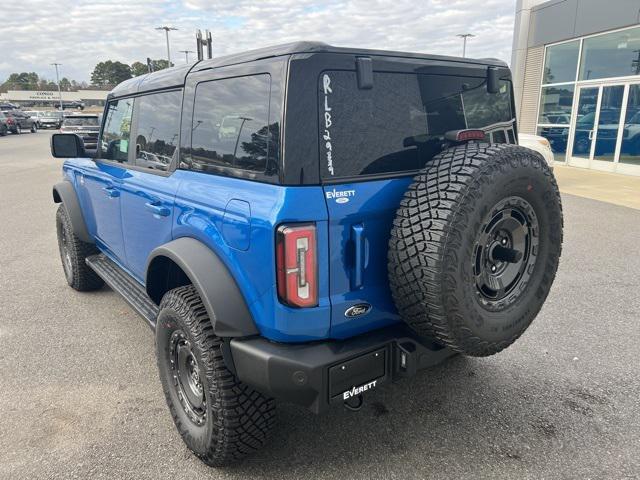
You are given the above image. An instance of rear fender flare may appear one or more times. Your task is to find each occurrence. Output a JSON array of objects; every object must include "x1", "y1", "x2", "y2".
[
  {"x1": 52, "y1": 181, "x2": 92, "y2": 243},
  {"x1": 146, "y1": 238, "x2": 259, "y2": 338}
]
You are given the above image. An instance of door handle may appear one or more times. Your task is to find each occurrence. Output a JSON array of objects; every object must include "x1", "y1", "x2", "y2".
[
  {"x1": 102, "y1": 186, "x2": 120, "y2": 198},
  {"x1": 144, "y1": 201, "x2": 170, "y2": 217},
  {"x1": 351, "y1": 224, "x2": 365, "y2": 290},
  {"x1": 588, "y1": 130, "x2": 594, "y2": 140}
]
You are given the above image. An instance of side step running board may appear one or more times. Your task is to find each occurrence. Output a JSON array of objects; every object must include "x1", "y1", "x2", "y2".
[{"x1": 86, "y1": 254, "x2": 158, "y2": 330}]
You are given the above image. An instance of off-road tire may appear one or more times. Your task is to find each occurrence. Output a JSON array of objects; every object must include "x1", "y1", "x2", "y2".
[
  {"x1": 389, "y1": 143, "x2": 563, "y2": 357},
  {"x1": 156, "y1": 285, "x2": 275, "y2": 466},
  {"x1": 56, "y1": 205, "x2": 104, "y2": 291}
]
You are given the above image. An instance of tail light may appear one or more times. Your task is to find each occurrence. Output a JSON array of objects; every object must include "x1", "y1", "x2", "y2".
[{"x1": 276, "y1": 223, "x2": 317, "y2": 308}]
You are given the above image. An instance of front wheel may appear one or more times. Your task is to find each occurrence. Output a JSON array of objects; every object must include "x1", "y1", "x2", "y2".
[
  {"x1": 30, "y1": 123, "x2": 37, "y2": 133},
  {"x1": 156, "y1": 285, "x2": 275, "y2": 466},
  {"x1": 56, "y1": 205, "x2": 104, "y2": 291},
  {"x1": 14, "y1": 124, "x2": 22, "y2": 134}
]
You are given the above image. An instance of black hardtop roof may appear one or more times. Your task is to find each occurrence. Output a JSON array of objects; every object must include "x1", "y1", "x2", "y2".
[{"x1": 109, "y1": 41, "x2": 508, "y2": 98}]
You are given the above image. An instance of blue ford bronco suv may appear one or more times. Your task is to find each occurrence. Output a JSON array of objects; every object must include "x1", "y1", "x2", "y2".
[{"x1": 51, "y1": 42, "x2": 563, "y2": 466}]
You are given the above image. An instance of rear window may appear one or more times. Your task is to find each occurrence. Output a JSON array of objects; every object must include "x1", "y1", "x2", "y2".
[
  {"x1": 319, "y1": 71, "x2": 514, "y2": 179},
  {"x1": 63, "y1": 117, "x2": 99, "y2": 126}
]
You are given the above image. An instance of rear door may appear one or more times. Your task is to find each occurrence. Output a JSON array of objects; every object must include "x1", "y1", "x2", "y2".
[{"x1": 320, "y1": 69, "x2": 516, "y2": 339}]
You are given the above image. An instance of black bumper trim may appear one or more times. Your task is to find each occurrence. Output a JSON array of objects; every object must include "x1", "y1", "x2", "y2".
[{"x1": 230, "y1": 324, "x2": 455, "y2": 414}]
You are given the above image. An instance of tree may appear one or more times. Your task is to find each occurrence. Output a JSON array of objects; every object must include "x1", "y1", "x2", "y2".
[
  {"x1": 91, "y1": 61, "x2": 132, "y2": 86},
  {"x1": 2, "y1": 72, "x2": 40, "y2": 90},
  {"x1": 130, "y1": 61, "x2": 149, "y2": 77},
  {"x1": 59, "y1": 77, "x2": 72, "y2": 91},
  {"x1": 151, "y1": 59, "x2": 173, "y2": 71}
]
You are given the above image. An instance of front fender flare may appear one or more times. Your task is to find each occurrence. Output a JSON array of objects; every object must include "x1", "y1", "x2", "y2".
[
  {"x1": 52, "y1": 181, "x2": 92, "y2": 243},
  {"x1": 146, "y1": 238, "x2": 259, "y2": 338}
]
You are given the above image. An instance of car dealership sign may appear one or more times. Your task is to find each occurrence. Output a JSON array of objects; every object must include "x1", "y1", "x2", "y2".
[{"x1": 5, "y1": 90, "x2": 109, "y2": 101}]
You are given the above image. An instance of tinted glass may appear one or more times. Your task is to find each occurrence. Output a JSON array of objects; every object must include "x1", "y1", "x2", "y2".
[
  {"x1": 538, "y1": 85, "x2": 575, "y2": 124},
  {"x1": 64, "y1": 117, "x2": 99, "y2": 126},
  {"x1": 579, "y1": 27, "x2": 640, "y2": 81},
  {"x1": 620, "y1": 84, "x2": 640, "y2": 165},
  {"x1": 191, "y1": 75, "x2": 272, "y2": 174},
  {"x1": 100, "y1": 98, "x2": 134, "y2": 162},
  {"x1": 319, "y1": 71, "x2": 514, "y2": 179},
  {"x1": 543, "y1": 41, "x2": 579, "y2": 84},
  {"x1": 134, "y1": 90, "x2": 182, "y2": 172}
]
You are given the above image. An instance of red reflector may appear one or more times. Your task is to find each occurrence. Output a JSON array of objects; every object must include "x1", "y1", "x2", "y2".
[
  {"x1": 456, "y1": 129, "x2": 486, "y2": 141},
  {"x1": 276, "y1": 223, "x2": 318, "y2": 308}
]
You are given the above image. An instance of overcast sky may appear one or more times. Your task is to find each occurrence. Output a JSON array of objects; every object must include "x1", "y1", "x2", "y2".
[{"x1": 0, "y1": 0, "x2": 516, "y2": 84}]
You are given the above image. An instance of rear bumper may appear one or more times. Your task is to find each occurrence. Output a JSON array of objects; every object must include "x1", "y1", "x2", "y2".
[{"x1": 229, "y1": 324, "x2": 455, "y2": 414}]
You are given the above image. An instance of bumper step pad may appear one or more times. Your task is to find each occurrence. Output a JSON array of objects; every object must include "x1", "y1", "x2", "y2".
[{"x1": 86, "y1": 254, "x2": 158, "y2": 329}]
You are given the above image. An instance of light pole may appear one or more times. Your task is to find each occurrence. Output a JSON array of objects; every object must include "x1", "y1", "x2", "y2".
[
  {"x1": 179, "y1": 50, "x2": 195, "y2": 64},
  {"x1": 156, "y1": 26, "x2": 178, "y2": 65},
  {"x1": 457, "y1": 33, "x2": 475, "y2": 58},
  {"x1": 51, "y1": 63, "x2": 64, "y2": 111}
]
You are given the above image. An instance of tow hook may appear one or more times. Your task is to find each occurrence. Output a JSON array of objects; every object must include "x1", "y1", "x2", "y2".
[{"x1": 344, "y1": 394, "x2": 364, "y2": 411}]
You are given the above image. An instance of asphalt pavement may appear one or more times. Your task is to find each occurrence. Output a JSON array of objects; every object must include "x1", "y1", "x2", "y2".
[{"x1": 0, "y1": 131, "x2": 639, "y2": 479}]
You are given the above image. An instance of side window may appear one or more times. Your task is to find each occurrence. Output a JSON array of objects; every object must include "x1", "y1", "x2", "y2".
[
  {"x1": 134, "y1": 90, "x2": 182, "y2": 172},
  {"x1": 190, "y1": 74, "x2": 272, "y2": 174},
  {"x1": 100, "y1": 98, "x2": 134, "y2": 162}
]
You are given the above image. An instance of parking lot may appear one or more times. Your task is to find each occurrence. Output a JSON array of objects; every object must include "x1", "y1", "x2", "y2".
[{"x1": 0, "y1": 131, "x2": 639, "y2": 479}]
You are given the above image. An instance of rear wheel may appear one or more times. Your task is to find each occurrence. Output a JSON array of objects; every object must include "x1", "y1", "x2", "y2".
[
  {"x1": 156, "y1": 285, "x2": 275, "y2": 466},
  {"x1": 14, "y1": 124, "x2": 21, "y2": 135},
  {"x1": 389, "y1": 143, "x2": 563, "y2": 357}
]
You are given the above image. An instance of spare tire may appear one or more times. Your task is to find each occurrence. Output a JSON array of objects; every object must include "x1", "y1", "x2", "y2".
[{"x1": 388, "y1": 143, "x2": 563, "y2": 357}]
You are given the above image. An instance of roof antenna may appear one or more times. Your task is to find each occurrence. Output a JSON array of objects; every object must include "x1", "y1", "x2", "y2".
[{"x1": 196, "y1": 29, "x2": 213, "y2": 61}]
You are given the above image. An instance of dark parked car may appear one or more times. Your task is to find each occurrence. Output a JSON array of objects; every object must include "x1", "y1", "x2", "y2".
[
  {"x1": 0, "y1": 111, "x2": 9, "y2": 136},
  {"x1": 4, "y1": 110, "x2": 37, "y2": 134},
  {"x1": 60, "y1": 114, "x2": 100, "y2": 148},
  {"x1": 0, "y1": 102, "x2": 20, "y2": 112},
  {"x1": 56, "y1": 101, "x2": 85, "y2": 110}
]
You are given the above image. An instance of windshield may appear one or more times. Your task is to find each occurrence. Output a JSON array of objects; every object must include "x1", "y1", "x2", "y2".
[{"x1": 64, "y1": 117, "x2": 99, "y2": 126}]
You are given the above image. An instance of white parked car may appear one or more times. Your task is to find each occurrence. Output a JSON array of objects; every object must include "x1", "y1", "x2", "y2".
[{"x1": 519, "y1": 133, "x2": 555, "y2": 168}]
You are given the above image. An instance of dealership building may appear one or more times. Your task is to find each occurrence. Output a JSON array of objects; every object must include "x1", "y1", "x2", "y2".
[
  {"x1": 0, "y1": 89, "x2": 109, "y2": 108},
  {"x1": 512, "y1": 0, "x2": 640, "y2": 176}
]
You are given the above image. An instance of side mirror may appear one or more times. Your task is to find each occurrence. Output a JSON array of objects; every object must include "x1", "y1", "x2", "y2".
[{"x1": 51, "y1": 133, "x2": 89, "y2": 158}]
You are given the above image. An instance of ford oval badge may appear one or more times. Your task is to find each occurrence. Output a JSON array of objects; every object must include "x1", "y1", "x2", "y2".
[{"x1": 345, "y1": 303, "x2": 372, "y2": 318}]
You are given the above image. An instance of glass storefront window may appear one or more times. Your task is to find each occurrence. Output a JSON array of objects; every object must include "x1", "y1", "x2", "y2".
[
  {"x1": 620, "y1": 84, "x2": 640, "y2": 165},
  {"x1": 538, "y1": 85, "x2": 575, "y2": 124},
  {"x1": 543, "y1": 41, "x2": 580, "y2": 84},
  {"x1": 579, "y1": 26, "x2": 640, "y2": 81},
  {"x1": 537, "y1": 126, "x2": 569, "y2": 162}
]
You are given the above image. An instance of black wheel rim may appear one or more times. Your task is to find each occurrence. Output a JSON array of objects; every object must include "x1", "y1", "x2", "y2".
[
  {"x1": 57, "y1": 220, "x2": 73, "y2": 282},
  {"x1": 169, "y1": 330, "x2": 207, "y2": 426},
  {"x1": 472, "y1": 196, "x2": 539, "y2": 311}
]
